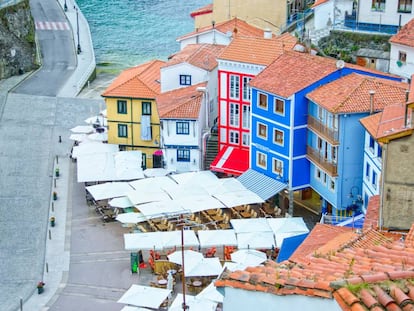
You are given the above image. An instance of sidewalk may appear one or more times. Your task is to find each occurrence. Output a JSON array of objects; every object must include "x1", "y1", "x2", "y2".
[{"x1": 18, "y1": 1, "x2": 95, "y2": 310}]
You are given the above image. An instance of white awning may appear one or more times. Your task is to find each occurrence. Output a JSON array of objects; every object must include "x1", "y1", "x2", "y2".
[{"x1": 238, "y1": 169, "x2": 287, "y2": 201}]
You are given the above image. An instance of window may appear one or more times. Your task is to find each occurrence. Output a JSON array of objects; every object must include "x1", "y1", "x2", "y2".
[
  {"x1": 242, "y1": 105, "x2": 250, "y2": 129},
  {"x1": 117, "y1": 100, "x2": 127, "y2": 114},
  {"x1": 273, "y1": 129, "x2": 284, "y2": 145},
  {"x1": 377, "y1": 146, "x2": 382, "y2": 159},
  {"x1": 242, "y1": 133, "x2": 250, "y2": 146},
  {"x1": 398, "y1": 0, "x2": 412, "y2": 12},
  {"x1": 142, "y1": 102, "x2": 151, "y2": 115},
  {"x1": 371, "y1": 0, "x2": 385, "y2": 11},
  {"x1": 242, "y1": 77, "x2": 251, "y2": 101},
  {"x1": 372, "y1": 171, "x2": 377, "y2": 188},
  {"x1": 369, "y1": 136, "x2": 375, "y2": 151},
  {"x1": 118, "y1": 124, "x2": 128, "y2": 137},
  {"x1": 177, "y1": 149, "x2": 190, "y2": 162},
  {"x1": 258, "y1": 93, "x2": 268, "y2": 109},
  {"x1": 331, "y1": 146, "x2": 337, "y2": 163},
  {"x1": 176, "y1": 122, "x2": 189, "y2": 135},
  {"x1": 330, "y1": 179, "x2": 336, "y2": 191},
  {"x1": 399, "y1": 51, "x2": 407, "y2": 63},
  {"x1": 257, "y1": 152, "x2": 267, "y2": 168},
  {"x1": 316, "y1": 168, "x2": 321, "y2": 180},
  {"x1": 274, "y1": 98, "x2": 284, "y2": 115},
  {"x1": 230, "y1": 75, "x2": 240, "y2": 99},
  {"x1": 230, "y1": 103, "x2": 240, "y2": 127},
  {"x1": 229, "y1": 131, "x2": 239, "y2": 144},
  {"x1": 272, "y1": 158, "x2": 283, "y2": 176},
  {"x1": 365, "y1": 163, "x2": 371, "y2": 180},
  {"x1": 323, "y1": 173, "x2": 327, "y2": 185},
  {"x1": 258, "y1": 123, "x2": 267, "y2": 139},
  {"x1": 179, "y1": 75, "x2": 191, "y2": 85}
]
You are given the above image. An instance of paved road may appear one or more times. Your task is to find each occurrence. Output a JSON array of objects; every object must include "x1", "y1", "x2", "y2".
[{"x1": 15, "y1": 0, "x2": 76, "y2": 96}]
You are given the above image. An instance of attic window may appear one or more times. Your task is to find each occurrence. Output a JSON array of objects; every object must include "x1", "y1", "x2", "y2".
[{"x1": 398, "y1": 51, "x2": 407, "y2": 63}]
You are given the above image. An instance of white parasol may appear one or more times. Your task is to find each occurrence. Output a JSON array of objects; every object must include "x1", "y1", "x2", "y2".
[
  {"x1": 230, "y1": 249, "x2": 267, "y2": 267},
  {"x1": 117, "y1": 284, "x2": 171, "y2": 309},
  {"x1": 167, "y1": 249, "x2": 204, "y2": 266}
]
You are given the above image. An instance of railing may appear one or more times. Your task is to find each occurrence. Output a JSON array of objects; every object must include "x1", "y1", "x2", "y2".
[
  {"x1": 343, "y1": 13, "x2": 399, "y2": 35},
  {"x1": 0, "y1": 0, "x2": 22, "y2": 9},
  {"x1": 306, "y1": 146, "x2": 338, "y2": 176},
  {"x1": 307, "y1": 115, "x2": 339, "y2": 145}
]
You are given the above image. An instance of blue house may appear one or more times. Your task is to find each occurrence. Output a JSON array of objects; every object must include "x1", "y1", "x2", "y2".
[{"x1": 248, "y1": 51, "x2": 406, "y2": 217}]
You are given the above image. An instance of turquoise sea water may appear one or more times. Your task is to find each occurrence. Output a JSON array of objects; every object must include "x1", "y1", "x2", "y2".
[{"x1": 77, "y1": 0, "x2": 211, "y2": 73}]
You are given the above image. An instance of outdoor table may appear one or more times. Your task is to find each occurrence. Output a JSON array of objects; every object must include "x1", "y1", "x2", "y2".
[
  {"x1": 192, "y1": 280, "x2": 203, "y2": 293},
  {"x1": 158, "y1": 279, "x2": 167, "y2": 287},
  {"x1": 240, "y1": 211, "x2": 251, "y2": 218}
]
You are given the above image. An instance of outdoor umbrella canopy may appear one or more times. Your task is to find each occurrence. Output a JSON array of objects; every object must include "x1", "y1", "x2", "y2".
[
  {"x1": 167, "y1": 249, "x2": 204, "y2": 266},
  {"x1": 230, "y1": 218, "x2": 272, "y2": 233},
  {"x1": 161, "y1": 230, "x2": 200, "y2": 249},
  {"x1": 267, "y1": 217, "x2": 310, "y2": 247},
  {"x1": 70, "y1": 125, "x2": 95, "y2": 134},
  {"x1": 117, "y1": 284, "x2": 171, "y2": 309},
  {"x1": 185, "y1": 257, "x2": 223, "y2": 277},
  {"x1": 230, "y1": 249, "x2": 267, "y2": 266},
  {"x1": 109, "y1": 196, "x2": 134, "y2": 208},
  {"x1": 88, "y1": 131, "x2": 108, "y2": 142},
  {"x1": 86, "y1": 182, "x2": 134, "y2": 201},
  {"x1": 120, "y1": 307, "x2": 152, "y2": 311},
  {"x1": 143, "y1": 168, "x2": 170, "y2": 178},
  {"x1": 196, "y1": 282, "x2": 224, "y2": 303},
  {"x1": 116, "y1": 212, "x2": 147, "y2": 225},
  {"x1": 236, "y1": 231, "x2": 276, "y2": 249},
  {"x1": 123, "y1": 232, "x2": 164, "y2": 251},
  {"x1": 197, "y1": 229, "x2": 238, "y2": 248},
  {"x1": 169, "y1": 294, "x2": 217, "y2": 311}
]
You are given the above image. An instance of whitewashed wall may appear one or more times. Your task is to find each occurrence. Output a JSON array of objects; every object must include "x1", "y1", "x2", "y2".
[
  {"x1": 358, "y1": 0, "x2": 414, "y2": 26},
  {"x1": 178, "y1": 31, "x2": 232, "y2": 50},
  {"x1": 160, "y1": 63, "x2": 210, "y2": 93},
  {"x1": 389, "y1": 43, "x2": 414, "y2": 80}
]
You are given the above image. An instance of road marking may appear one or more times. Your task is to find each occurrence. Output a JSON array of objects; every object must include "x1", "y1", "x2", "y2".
[{"x1": 35, "y1": 21, "x2": 70, "y2": 31}]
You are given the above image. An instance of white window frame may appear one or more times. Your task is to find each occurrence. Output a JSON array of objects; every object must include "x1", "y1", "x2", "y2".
[
  {"x1": 242, "y1": 133, "x2": 250, "y2": 146},
  {"x1": 258, "y1": 93, "x2": 268, "y2": 110},
  {"x1": 274, "y1": 98, "x2": 285, "y2": 115},
  {"x1": 273, "y1": 128, "x2": 284, "y2": 146},
  {"x1": 230, "y1": 75, "x2": 240, "y2": 99},
  {"x1": 242, "y1": 77, "x2": 251, "y2": 101},
  {"x1": 257, "y1": 151, "x2": 267, "y2": 169},
  {"x1": 229, "y1": 131, "x2": 239, "y2": 144},
  {"x1": 229, "y1": 103, "x2": 240, "y2": 127},
  {"x1": 242, "y1": 105, "x2": 250, "y2": 129},
  {"x1": 272, "y1": 158, "x2": 283, "y2": 176},
  {"x1": 257, "y1": 122, "x2": 267, "y2": 139}
]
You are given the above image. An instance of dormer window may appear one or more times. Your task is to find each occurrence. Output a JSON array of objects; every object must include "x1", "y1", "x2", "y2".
[{"x1": 180, "y1": 75, "x2": 191, "y2": 85}]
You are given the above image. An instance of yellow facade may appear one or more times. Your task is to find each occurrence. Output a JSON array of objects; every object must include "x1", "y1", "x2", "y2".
[
  {"x1": 195, "y1": 0, "x2": 288, "y2": 34},
  {"x1": 105, "y1": 96, "x2": 161, "y2": 169}
]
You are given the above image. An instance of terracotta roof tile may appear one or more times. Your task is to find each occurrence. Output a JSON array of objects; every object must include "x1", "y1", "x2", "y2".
[
  {"x1": 216, "y1": 223, "x2": 414, "y2": 311},
  {"x1": 390, "y1": 18, "x2": 414, "y2": 48},
  {"x1": 250, "y1": 51, "x2": 340, "y2": 98},
  {"x1": 406, "y1": 224, "x2": 414, "y2": 247},
  {"x1": 165, "y1": 43, "x2": 226, "y2": 71},
  {"x1": 218, "y1": 34, "x2": 297, "y2": 66},
  {"x1": 178, "y1": 17, "x2": 266, "y2": 41},
  {"x1": 156, "y1": 82, "x2": 206, "y2": 119},
  {"x1": 102, "y1": 60, "x2": 165, "y2": 98},
  {"x1": 190, "y1": 3, "x2": 213, "y2": 18},
  {"x1": 307, "y1": 73, "x2": 409, "y2": 114}
]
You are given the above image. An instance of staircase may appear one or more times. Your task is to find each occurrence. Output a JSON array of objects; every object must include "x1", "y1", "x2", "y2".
[{"x1": 204, "y1": 131, "x2": 218, "y2": 170}]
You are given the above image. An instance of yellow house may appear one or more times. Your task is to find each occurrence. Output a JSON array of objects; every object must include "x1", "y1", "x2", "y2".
[
  {"x1": 101, "y1": 60, "x2": 165, "y2": 169},
  {"x1": 191, "y1": 0, "x2": 306, "y2": 34}
]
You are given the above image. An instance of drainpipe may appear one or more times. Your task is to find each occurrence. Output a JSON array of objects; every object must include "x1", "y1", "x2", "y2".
[
  {"x1": 202, "y1": 131, "x2": 210, "y2": 170},
  {"x1": 379, "y1": 143, "x2": 387, "y2": 230}
]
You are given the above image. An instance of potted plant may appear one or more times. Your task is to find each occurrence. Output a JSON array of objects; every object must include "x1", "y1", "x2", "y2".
[
  {"x1": 53, "y1": 191, "x2": 57, "y2": 201},
  {"x1": 50, "y1": 216, "x2": 55, "y2": 227},
  {"x1": 37, "y1": 281, "x2": 45, "y2": 294}
]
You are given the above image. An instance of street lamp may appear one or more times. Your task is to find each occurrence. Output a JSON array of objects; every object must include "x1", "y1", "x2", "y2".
[{"x1": 76, "y1": 7, "x2": 81, "y2": 54}]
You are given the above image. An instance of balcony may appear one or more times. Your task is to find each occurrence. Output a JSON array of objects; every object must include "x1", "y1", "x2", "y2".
[
  {"x1": 307, "y1": 146, "x2": 338, "y2": 176},
  {"x1": 308, "y1": 115, "x2": 339, "y2": 145}
]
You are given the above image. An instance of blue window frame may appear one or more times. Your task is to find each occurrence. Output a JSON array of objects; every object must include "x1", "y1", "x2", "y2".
[
  {"x1": 118, "y1": 124, "x2": 128, "y2": 137},
  {"x1": 180, "y1": 75, "x2": 191, "y2": 85},
  {"x1": 176, "y1": 122, "x2": 190, "y2": 135},
  {"x1": 117, "y1": 100, "x2": 127, "y2": 114},
  {"x1": 177, "y1": 149, "x2": 190, "y2": 162},
  {"x1": 369, "y1": 136, "x2": 375, "y2": 150},
  {"x1": 142, "y1": 102, "x2": 151, "y2": 115},
  {"x1": 377, "y1": 146, "x2": 382, "y2": 158}
]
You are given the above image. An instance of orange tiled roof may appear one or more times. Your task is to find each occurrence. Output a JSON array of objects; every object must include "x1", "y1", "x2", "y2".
[
  {"x1": 217, "y1": 34, "x2": 297, "y2": 66},
  {"x1": 177, "y1": 17, "x2": 266, "y2": 41},
  {"x1": 101, "y1": 60, "x2": 165, "y2": 98},
  {"x1": 250, "y1": 51, "x2": 339, "y2": 97},
  {"x1": 190, "y1": 3, "x2": 213, "y2": 18},
  {"x1": 389, "y1": 18, "x2": 414, "y2": 48},
  {"x1": 165, "y1": 43, "x2": 226, "y2": 71},
  {"x1": 216, "y1": 225, "x2": 414, "y2": 310},
  {"x1": 312, "y1": 0, "x2": 330, "y2": 7},
  {"x1": 156, "y1": 82, "x2": 206, "y2": 119},
  {"x1": 363, "y1": 195, "x2": 380, "y2": 231},
  {"x1": 360, "y1": 103, "x2": 413, "y2": 142},
  {"x1": 307, "y1": 73, "x2": 409, "y2": 114}
]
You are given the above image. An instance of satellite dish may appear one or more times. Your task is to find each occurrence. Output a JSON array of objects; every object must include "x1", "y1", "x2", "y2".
[{"x1": 336, "y1": 59, "x2": 345, "y2": 69}]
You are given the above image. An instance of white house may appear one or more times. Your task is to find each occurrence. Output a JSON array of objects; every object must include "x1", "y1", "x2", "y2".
[
  {"x1": 156, "y1": 83, "x2": 208, "y2": 173},
  {"x1": 176, "y1": 17, "x2": 267, "y2": 50},
  {"x1": 160, "y1": 43, "x2": 225, "y2": 128},
  {"x1": 312, "y1": 0, "x2": 353, "y2": 30},
  {"x1": 358, "y1": 0, "x2": 413, "y2": 28},
  {"x1": 389, "y1": 18, "x2": 414, "y2": 80}
]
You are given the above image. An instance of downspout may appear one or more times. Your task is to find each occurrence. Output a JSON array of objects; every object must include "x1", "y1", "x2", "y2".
[
  {"x1": 202, "y1": 130, "x2": 210, "y2": 170},
  {"x1": 379, "y1": 143, "x2": 387, "y2": 230},
  {"x1": 130, "y1": 98, "x2": 134, "y2": 149}
]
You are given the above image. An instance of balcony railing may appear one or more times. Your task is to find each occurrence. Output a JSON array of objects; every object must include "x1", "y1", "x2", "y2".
[
  {"x1": 307, "y1": 146, "x2": 338, "y2": 176},
  {"x1": 308, "y1": 115, "x2": 339, "y2": 145}
]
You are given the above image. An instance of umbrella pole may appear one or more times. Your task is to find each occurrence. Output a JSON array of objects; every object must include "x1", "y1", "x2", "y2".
[{"x1": 180, "y1": 216, "x2": 188, "y2": 310}]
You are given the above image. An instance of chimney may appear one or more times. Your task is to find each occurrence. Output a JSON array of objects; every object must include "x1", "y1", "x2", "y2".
[
  {"x1": 369, "y1": 90, "x2": 375, "y2": 114},
  {"x1": 264, "y1": 28, "x2": 272, "y2": 39}
]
